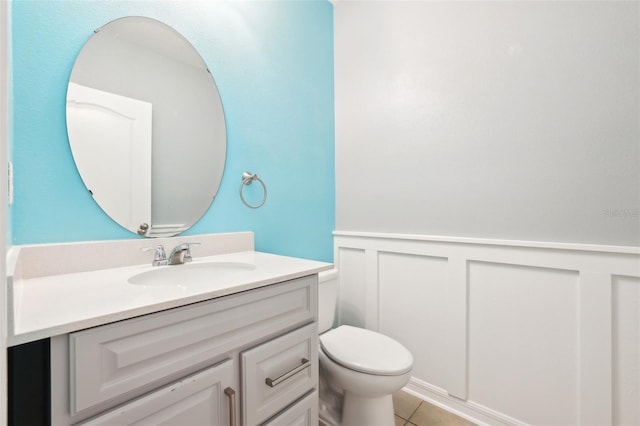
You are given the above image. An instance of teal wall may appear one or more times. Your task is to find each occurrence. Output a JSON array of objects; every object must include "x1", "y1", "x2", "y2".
[{"x1": 11, "y1": 0, "x2": 335, "y2": 262}]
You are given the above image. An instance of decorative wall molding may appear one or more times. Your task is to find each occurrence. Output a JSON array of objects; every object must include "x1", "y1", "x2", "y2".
[
  {"x1": 334, "y1": 230, "x2": 639, "y2": 255},
  {"x1": 334, "y1": 231, "x2": 640, "y2": 426}
]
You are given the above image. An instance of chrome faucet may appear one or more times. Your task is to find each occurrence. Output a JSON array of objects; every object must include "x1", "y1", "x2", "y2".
[{"x1": 168, "y1": 242, "x2": 200, "y2": 265}]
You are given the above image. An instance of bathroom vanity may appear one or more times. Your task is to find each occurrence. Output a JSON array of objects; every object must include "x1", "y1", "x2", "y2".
[
  {"x1": 8, "y1": 14, "x2": 332, "y2": 425},
  {"x1": 7, "y1": 233, "x2": 331, "y2": 425}
]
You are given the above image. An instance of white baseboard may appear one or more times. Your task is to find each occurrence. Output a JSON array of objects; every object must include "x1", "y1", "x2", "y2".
[{"x1": 404, "y1": 377, "x2": 527, "y2": 426}]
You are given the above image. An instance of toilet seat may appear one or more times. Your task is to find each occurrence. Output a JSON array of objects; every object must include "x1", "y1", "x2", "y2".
[{"x1": 319, "y1": 325, "x2": 413, "y2": 376}]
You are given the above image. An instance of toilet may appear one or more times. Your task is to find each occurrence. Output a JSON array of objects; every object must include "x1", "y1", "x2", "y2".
[{"x1": 318, "y1": 269, "x2": 413, "y2": 426}]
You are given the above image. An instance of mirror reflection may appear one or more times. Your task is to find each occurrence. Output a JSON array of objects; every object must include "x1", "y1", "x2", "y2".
[{"x1": 66, "y1": 16, "x2": 226, "y2": 237}]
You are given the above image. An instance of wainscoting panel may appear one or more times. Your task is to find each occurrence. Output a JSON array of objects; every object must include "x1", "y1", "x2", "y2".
[
  {"x1": 333, "y1": 232, "x2": 640, "y2": 426},
  {"x1": 336, "y1": 247, "x2": 366, "y2": 328},
  {"x1": 612, "y1": 275, "x2": 640, "y2": 426},
  {"x1": 378, "y1": 252, "x2": 449, "y2": 390},
  {"x1": 467, "y1": 262, "x2": 579, "y2": 425}
]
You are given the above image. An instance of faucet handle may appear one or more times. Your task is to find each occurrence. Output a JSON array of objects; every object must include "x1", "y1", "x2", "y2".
[{"x1": 141, "y1": 245, "x2": 167, "y2": 266}]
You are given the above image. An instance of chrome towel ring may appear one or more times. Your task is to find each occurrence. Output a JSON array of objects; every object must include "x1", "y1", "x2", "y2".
[{"x1": 240, "y1": 171, "x2": 267, "y2": 209}]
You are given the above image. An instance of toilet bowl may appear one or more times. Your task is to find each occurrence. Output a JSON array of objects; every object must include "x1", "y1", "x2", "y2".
[{"x1": 318, "y1": 270, "x2": 413, "y2": 426}]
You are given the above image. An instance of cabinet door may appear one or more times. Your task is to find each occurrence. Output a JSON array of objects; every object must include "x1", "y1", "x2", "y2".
[
  {"x1": 263, "y1": 391, "x2": 318, "y2": 426},
  {"x1": 78, "y1": 359, "x2": 236, "y2": 426},
  {"x1": 242, "y1": 323, "x2": 318, "y2": 425}
]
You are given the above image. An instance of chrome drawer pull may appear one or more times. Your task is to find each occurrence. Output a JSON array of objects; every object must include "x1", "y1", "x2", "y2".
[
  {"x1": 265, "y1": 358, "x2": 311, "y2": 388},
  {"x1": 224, "y1": 387, "x2": 237, "y2": 426}
]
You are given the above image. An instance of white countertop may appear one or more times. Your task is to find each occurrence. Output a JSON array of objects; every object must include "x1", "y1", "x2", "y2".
[{"x1": 9, "y1": 250, "x2": 331, "y2": 346}]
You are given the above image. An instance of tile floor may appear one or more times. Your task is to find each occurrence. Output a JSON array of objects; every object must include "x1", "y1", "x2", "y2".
[
  {"x1": 393, "y1": 390, "x2": 475, "y2": 426},
  {"x1": 320, "y1": 390, "x2": 475, "y2": 426}
]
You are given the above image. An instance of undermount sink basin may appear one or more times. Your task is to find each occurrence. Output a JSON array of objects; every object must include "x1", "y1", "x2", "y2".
[{"x1": 128, "y1": 261, "x2": 256, "y2": 286}]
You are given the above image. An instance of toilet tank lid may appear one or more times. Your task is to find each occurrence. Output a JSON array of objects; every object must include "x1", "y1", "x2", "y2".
[
  {"x1": 320, "y1": 325, "x2": 413, "y2": 376},
  {"x1": 318, "y1": 268, "x2": 338, "y2": 282}
]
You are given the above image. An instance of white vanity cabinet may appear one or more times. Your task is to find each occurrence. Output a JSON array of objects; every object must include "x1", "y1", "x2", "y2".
[{"x1": 50, "y1": 275, "x2": 319, "y2": 426}]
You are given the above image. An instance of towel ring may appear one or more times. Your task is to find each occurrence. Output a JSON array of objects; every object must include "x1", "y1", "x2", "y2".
[{"x1": 240, "y1": 171, "x2": 267, "y2": 209}]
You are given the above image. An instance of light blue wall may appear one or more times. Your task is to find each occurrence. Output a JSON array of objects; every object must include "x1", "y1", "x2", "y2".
[{"x1": 11, "y1": 0, "x2": 335, "y2": 262}]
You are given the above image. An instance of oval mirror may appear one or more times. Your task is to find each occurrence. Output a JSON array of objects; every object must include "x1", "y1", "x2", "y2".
[{"x1": 66, "y1": 16, "x2": 226, "y2": 237}]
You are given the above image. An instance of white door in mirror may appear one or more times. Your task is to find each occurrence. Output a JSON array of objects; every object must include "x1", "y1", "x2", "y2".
[{"x1": 67, "y1": 82, "x2": 152, "y2": 233}]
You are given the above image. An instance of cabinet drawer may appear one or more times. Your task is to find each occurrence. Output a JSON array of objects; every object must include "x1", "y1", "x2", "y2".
[
  {"x1": 69, "y1": 275, "x2": 317, "y2": 414},
  {"x1": 262, "y1": 390, "x2": 318, "y2": 426},
  {"x1": 78, "y1": 359, "x2": 235, "y2": 426},
  {"x1": 242, "y1": 323, "x2": 318, "y2": 426}
]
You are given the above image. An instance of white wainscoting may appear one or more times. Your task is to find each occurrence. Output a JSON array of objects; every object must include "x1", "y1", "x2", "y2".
[{"x1": 333, "y1": 231, "x2": 640, "y2": 426}]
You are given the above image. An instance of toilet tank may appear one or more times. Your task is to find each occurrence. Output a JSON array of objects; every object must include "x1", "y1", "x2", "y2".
[{"x1": 318, "y1": 269, "x2": 339, "y2": 333}]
